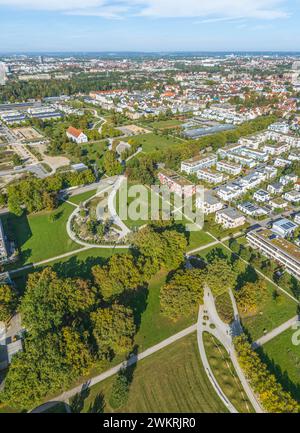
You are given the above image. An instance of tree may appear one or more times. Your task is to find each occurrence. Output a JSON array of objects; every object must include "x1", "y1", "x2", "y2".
[
  {"x1": 109, "y1": 370, "x2": 129, "y2": 409},
  {"x1": 160, "y1": 269, "x2": 205, "y2": 320},
  {"x1": 92, "y1": 254, "x2": 142, "y2": 301},
  {"x1": 61, "y1": 327, "x2": 93, "y2": 375},
  {"x1": 12, "y1": 154, "x2": 22, "y2": 167},
  {"x1": 0, "y1": 285, "x2": 18, "y2": 323},
  {"x1": 103, "y1": 151, "x2": 123, "y2": 176},
  {"x1": 234, "y1": 335, "x2": 299, "y2": 413},
  {"x1": 20, "y1": 268, "x2": 97, "y2": 335},
  {"x1": 235, "y1": 279, "x2": 268, "y2": 314},
  {"x1": 1, "y1": 334, "x2": 73, "y2": 409},
  {"x1": 132, "y1": 225, "x2": 186, "y2": 271},
  {"x1": 206, "y1": 258, "x2": 237, "y2": 296},
  {"x1": 91, "y1": 304, "x2": 136, "y2": 356}
]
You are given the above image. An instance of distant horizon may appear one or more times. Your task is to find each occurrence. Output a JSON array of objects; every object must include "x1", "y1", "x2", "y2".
[
  {"x1": 1, "y1": 1, "x2": 300, "y2": 52},
  {"x1": 1, "y1": 50, "x2": 300, "y2": 56}
]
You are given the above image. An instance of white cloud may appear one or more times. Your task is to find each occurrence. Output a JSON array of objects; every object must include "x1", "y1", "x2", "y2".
[{"x1": 0, "y1": 0, "x2": 290, "y2": 21}]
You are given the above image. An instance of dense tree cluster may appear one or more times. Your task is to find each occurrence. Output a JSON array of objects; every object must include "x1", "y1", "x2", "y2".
[
  {"x1": 0, "y1": 285, "x2": 18, "y2": 323},
  {"x1": 235, "y1": 279, "x2": 268, "y2": 315},
  {"x1": 234, "y1": 335, "x2": 299, "y2": 413},
  {"x1": 160, "y1": 269, "x2": 205, "y2": 320},
  {"x1": 6, "y1": 169, "x2": 95, "y2": 216},
  {"x1": 0, "y1": 268, "x2": 135, "y2": 408}
]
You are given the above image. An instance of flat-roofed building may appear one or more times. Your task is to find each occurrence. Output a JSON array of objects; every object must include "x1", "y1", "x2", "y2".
[
  {"x1": 0, "y1": 220, "x2": 8, "y2": 265},
  {"x1": 247, "y1": 229, "x2": 300, "y2": 279},
  {"x1": 196, "y1": 192, "x2": 223, "y2": 215},
  {"x1": 158, "y1": 168, "x2": 196, "y2": 197},
  {"x1": 181, "y1": 154, "x2": 217, "y2": 175},
  {"x1": 272, "y1": 218, "x2": 299, "y2": 238},
  {"x1": 216, "y1": 160, "x2": 242, "y2": 176},
  {"x1": 197, "y1": 169, "x2": 225, "y2": 184},
  {"x1": 253, "y1": 189, "x2": 270, "y2": 203},
  {"x1": 215, "y1": 207, "x2": 246, "y2": 229}
]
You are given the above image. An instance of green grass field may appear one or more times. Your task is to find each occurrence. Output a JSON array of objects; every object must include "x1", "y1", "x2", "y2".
[
  {"x1": 259, "y1": 328, "x2": 300, "y2": 402},
  {"x1": 67, "y1": 189, "x2": 98, "y2": 205},
  {"x1": 71, "y1": 333, "x2": 227, "y2": 413},
  {"x1": 2, "y1": 202, "x2": 79, "y2": 267},
  {"x1": 124, "y1": 133, "x2": 182, "y2": 153},
  {"x1": 11, "y1": 246, "x2": 129, "y2": 292},
  {"x1": 134, "y1": 270, "x2": 197, "y2": 352},
  {"x1": 240, "y1": 282, "x2": 297, "y2": 342},
  {"x1": 150, "y1": 119, "x2": 183, "y2": 130},
  {"x1": 80, "y1": 140, "x2": 107, "y2": 168},
  {"x1": 203, "y1": 332, "x2": 254, "y2": 413}
]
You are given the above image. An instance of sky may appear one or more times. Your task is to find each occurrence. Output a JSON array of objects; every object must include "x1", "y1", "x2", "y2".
[{"x1": 0, "y1": 0, "x2": 300, "y2": 52}]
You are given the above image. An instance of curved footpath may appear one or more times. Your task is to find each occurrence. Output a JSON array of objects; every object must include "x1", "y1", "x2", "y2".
[
  {"x1": 66, "y1": 175, "x2": 130, "y2": 249},
  {"x1": 197, "y1": 287, "x2": 264, "y2": 413}
]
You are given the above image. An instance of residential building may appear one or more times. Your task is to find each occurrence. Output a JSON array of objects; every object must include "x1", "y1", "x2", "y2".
[
  {"x1": 269, "y1": 198, "x2": 288, "y2": 210},
  {"x1": 196, "y1": 192, "x2": 223, "y2": 215},
  {"x1": 253, "y1": 189, "x2": 270, "y2": 203},
  {"x1": 66, "y1": 126, "x2": 88, "y2": 144},
  {"x1": 267, "y1": 182, "x2": 284, "y2": 195},
  {"x1": 247, "y1": 229, "x2": 300, "y2": 279},
  {"x1": 284, "y1": 190, "x2": 300, "y2": 203},
  {"x1": 215, "y1": 207, "x2": 246, "y2": 229},
  {"x1": 216, "y1": 160, "x2": 242, "y2": 176},
  {"x1": 158, "y1": 169, "x2": 196, "y2": 197},
  {"x1": 197, "y1": 169, "x2": 225, "y2": 184},
  {"x1": 280, "y1": 173, "x2": 299, "y2": 185},
  {"x1": 181, "y1": 154, "x2": 217, "y2": 175},
  {"x1": 237, "y1": 202, "x2": 268, "y2": 217},
  {"x1": 0, "y1": 220, "x2": 8, "y2": 265},
  {"x1": 272, "y1": 218, "x2": 299, "y2": 238}
]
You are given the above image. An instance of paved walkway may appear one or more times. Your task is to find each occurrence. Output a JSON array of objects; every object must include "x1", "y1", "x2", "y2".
[
  {"x1": 252, "y1": 315, "x2": 299, "y2": 349},
  {"x1": 197, "y1": 286, "x2": 264, "y2": 413},
  {"x1": 106, "y1": 175, "x2": 131, "y2": 239},
  {"x1": 43, "y1": 324, "x2": 197, "y2": 407}
]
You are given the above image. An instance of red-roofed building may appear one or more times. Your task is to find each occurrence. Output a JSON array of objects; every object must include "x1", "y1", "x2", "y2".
[{"x1": 66, "y1": 126, "x2": 88, "y2": 144}]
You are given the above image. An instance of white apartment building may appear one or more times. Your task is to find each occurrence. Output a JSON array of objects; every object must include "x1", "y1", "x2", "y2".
[
  {"x1": 196, "y1": 192, "x2": 223, "y2": 215},
  {"x1": 197, "y1": 169, "x2": 225, "y2": 184},
  {"x1": 0, "y1": 220, "x2": 8, "y2": 264},
  {"x1": 284, "y1": 190, "x2": 300, "y2": 203},
  {"x1": 247, "y1": 229, "x2": 300, "y2": 279},
  {"x1": 215, "y1": 207, "x2": 246, "y2": 229},
  {"x1": 263, "y1": 142, "x2": 290, "y2": 156},
  {"x1": 253, "y1": 189, "x2": 270, "y2": 203},
  {"x1": 216, "y1": 160, "x2": 242, "y2": 176},
  {"x1": 181, "y1": 154, "x2": 217, "y2": 175}
]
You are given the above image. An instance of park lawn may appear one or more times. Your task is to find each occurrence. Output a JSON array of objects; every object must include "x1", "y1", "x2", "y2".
[
  {"x1": 259, "y1": 328, "x2": 300, "y2": 401},
  {"x1": 150, "y1": 119, "x2": 183, "y2": 130},
  {"x1": 240, "y1": 281, "x2": 297, "y2": 342},
  {"x1": 11, "y1": 247, "x2": 129, "y2": 292},
  {"x1": 79, "y1": 140, "x2": 107, "y2": 168},
  {"x1": 124, "y1": 133, "x2": 182, "y2": 153},
  {"x1": 203, "y1": 332, "x2": 254, "y2": 413},
  {"x1": 73, "y1": 332, "x2": 227, "y2": 413},
  {"x1": 134, "y1": 269, "x2": 197, "y2": 351},
  {"x1": 68, "y1": 189, "x2": 98, "y2": 205},
  {"x1": 2, "y1": 202, "x2": 79, "y2": 267},
  {"x1": 195, "y1": 243, "x2": 229, "y2": 260}
]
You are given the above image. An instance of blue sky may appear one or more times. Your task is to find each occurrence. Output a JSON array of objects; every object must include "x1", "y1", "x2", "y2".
[{"x1": 0, "y1": 0, "x2": 300, "y2": 52}]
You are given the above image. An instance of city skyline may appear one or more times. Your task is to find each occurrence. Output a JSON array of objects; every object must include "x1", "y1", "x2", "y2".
[{"x1": 0, "y1": 0, "x2": 300, "y2": 52}]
